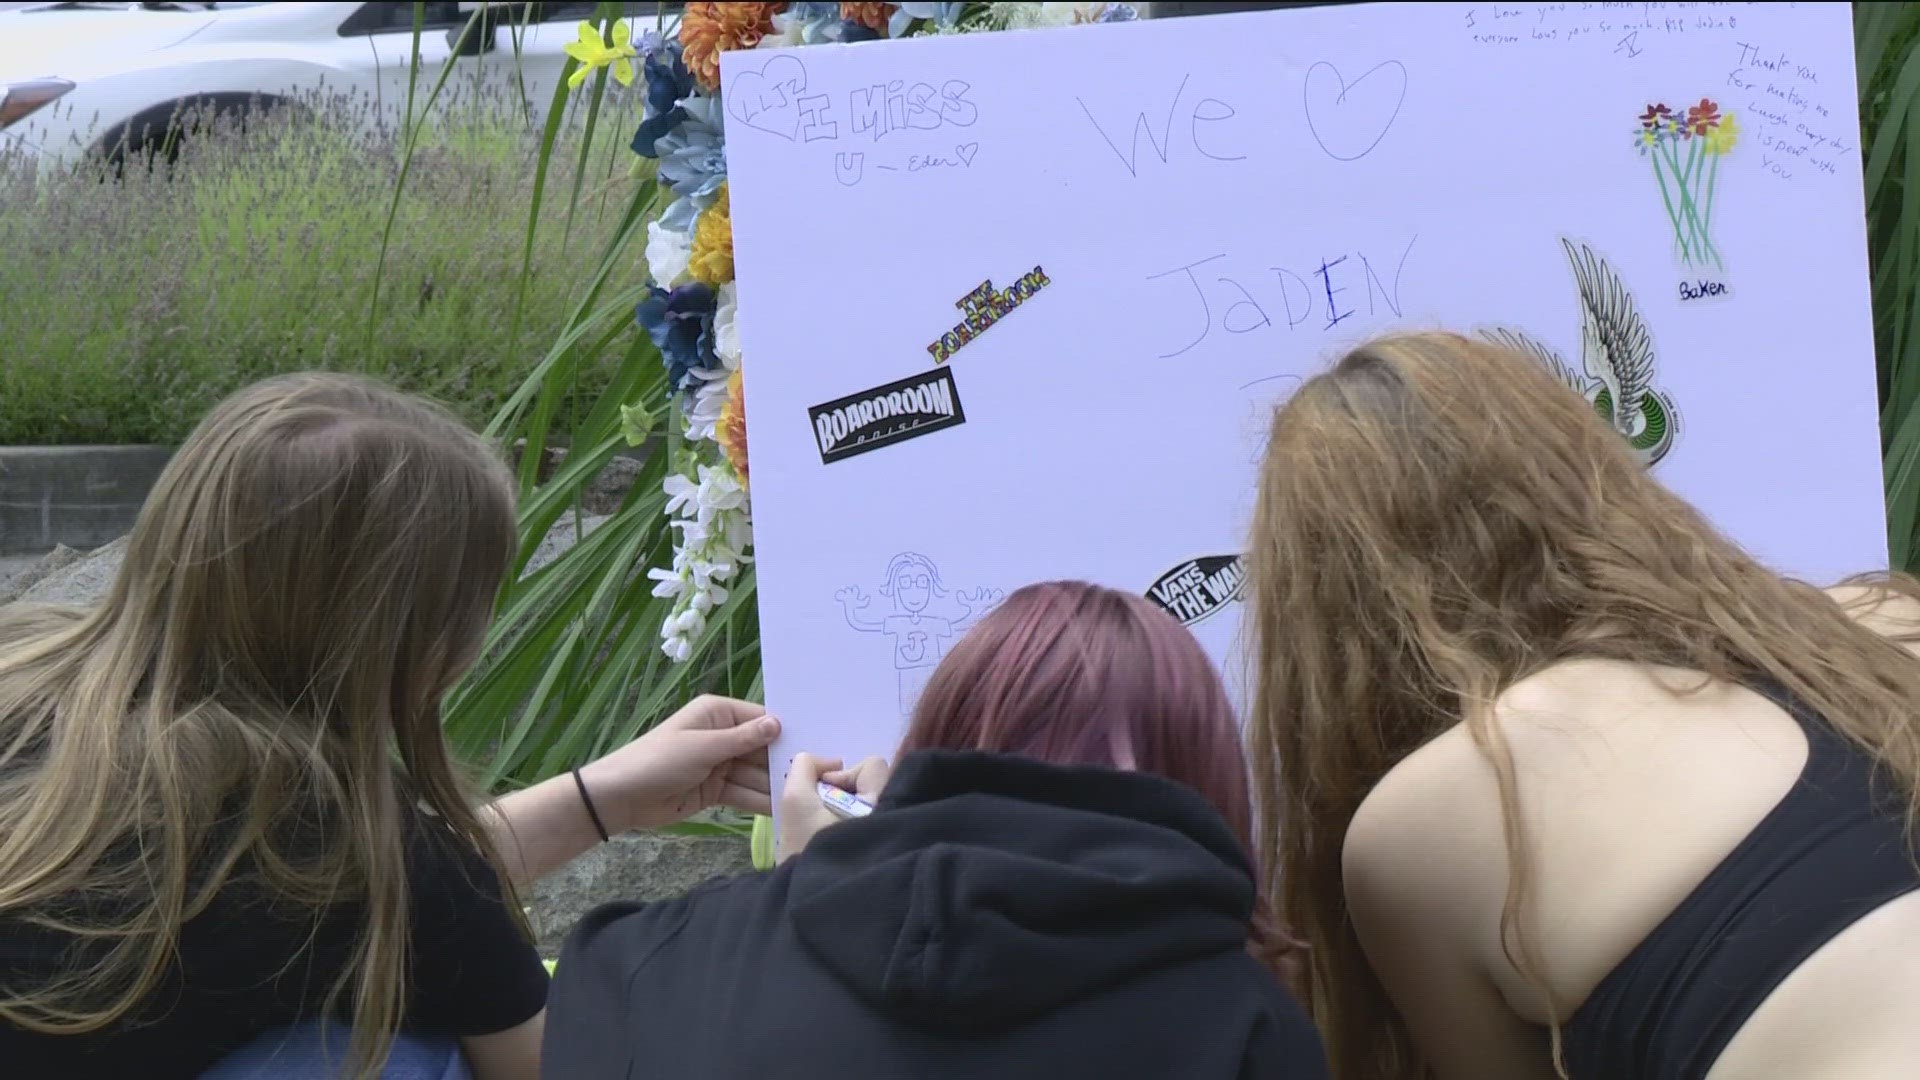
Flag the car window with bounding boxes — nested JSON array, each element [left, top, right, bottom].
[[528, 2, 683, 22], [340, 1, 467, 35]]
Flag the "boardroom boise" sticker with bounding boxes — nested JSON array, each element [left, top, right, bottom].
[[809, 366, 967, 465], [1145, 554, 1245, 627]]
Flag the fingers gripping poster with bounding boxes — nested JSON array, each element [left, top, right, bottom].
[[720, 2, 1883, 792]]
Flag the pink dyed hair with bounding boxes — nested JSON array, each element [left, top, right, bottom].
[[897, 579, 1306, 982]]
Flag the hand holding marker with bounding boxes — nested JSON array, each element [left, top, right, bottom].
[[818, 780, 873, 819], [776, 752, 891, 863]]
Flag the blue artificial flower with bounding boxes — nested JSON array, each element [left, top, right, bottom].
[[1096, 3, 1139, 21], [890, 3, 966, 35], [630, 40, 695, 159], [837, 19, 881, 43], [771, 2, 844, 45], [655, 95, 727, 201], [636, 282, 718, 393]]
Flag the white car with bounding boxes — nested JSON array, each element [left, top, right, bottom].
[[0, 1, 674, 167]]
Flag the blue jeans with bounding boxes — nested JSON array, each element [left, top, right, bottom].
[[200, 1020, 471, 1080]]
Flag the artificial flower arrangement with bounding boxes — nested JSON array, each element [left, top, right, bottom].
[[561, 2, 1137, 664]]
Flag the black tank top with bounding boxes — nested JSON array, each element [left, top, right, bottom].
[[1561, 682, 1920, 1080]]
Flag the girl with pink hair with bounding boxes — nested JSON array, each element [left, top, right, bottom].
[[546, 580, 1326, 1079]]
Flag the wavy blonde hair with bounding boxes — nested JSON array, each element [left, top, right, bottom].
[[0, 373, 519, 1079], [1246, 331, 1920, 1079]]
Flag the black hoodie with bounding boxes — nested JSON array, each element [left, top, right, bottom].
[[543, 751, 1328, 1080]]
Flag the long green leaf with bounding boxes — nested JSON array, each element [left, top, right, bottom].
[[367, 5, 490, 353]]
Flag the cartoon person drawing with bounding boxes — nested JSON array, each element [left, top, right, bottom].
[[835, 552, 1002, 717]]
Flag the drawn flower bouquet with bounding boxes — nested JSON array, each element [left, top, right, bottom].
[[1634, 98, 1740, 270]]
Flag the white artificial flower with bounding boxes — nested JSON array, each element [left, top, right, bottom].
[[673, 607, 708, 638], [650, 454, 754, 663], [758, 13, 805, 48], [721, 507, 753, 559], [644, 220, 693, 287], [693, 465, 746, 523], [647, 566, 684, 598], [997, 2, 1105, 28], [662, 471, 698, 517], [713, 282, 740, 366], [683, 374, 731, 442]]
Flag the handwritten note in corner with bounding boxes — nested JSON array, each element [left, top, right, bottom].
[[720, 1, 1884, 813]]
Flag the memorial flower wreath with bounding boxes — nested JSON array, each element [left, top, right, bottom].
[[563, 2, 1137, 664]]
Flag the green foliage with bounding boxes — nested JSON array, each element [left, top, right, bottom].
[[0, 77, 643, 445], [430, 4, 763, 791], [1860, 4, 1920, 569]]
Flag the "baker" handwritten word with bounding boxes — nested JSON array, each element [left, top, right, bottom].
[[1679, 279, 1729, 301]]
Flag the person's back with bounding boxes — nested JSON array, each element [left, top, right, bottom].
[[0, 374, 545, 1080], [544, 581, 1328, 1079], [552, 751, 1317, 1078], [0, 371, 790, 1080], [1350, 649, 1920, 1080], [1248, 331, 1920, 1080]]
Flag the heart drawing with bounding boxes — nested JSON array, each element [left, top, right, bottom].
[[955, 142, 979, 166], [725, 54, 810, 141], [1302, 60, 1408, 163]]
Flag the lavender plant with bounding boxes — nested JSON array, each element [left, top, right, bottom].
[[0, 79, 645, 445]]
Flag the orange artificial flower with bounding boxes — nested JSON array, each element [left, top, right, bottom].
[[680, 2, 786, 90], [841, 2, 892, 35], [719, 368, 750, 491]]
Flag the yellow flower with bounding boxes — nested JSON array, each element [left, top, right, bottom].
[[1704, 111, 1740, 156], [688, 183, 734, 286], [561, 20, 637, 90], [719, 368, 749, 491]]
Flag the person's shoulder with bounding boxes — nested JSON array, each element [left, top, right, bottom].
[[566, 869, 776, 963], [1827, 580, 1920, 654], [1343, 664, 1634, 915], [1160, 952, 1329, 1078]]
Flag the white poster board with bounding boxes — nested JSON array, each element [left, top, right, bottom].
[[721, 1, 1884, 789]]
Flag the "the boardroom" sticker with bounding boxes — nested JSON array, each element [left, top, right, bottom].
[[809, 366, 967, 465], [1144, 554, 1245, 627]]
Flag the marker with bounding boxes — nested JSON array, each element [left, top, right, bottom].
[[818, 780, 874, 820]]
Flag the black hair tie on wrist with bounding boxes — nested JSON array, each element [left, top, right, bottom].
[[572, 767, 612, 844]]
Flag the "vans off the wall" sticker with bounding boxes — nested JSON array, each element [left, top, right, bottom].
[[1145, 554, 1245, 627], [809, 366, 967, 465]]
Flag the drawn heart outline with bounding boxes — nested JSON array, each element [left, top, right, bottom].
[[955, 142, 979, 166], [1302, 60, 1408, 163], [725, 54, 809, 140]]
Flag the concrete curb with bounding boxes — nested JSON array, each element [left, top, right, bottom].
[[0, 446, 174, 557], [0, 443, 655, 559]]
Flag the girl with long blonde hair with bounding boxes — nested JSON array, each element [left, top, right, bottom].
[[1248, 331, 1920, 1080], [0, 374, 779, 1080]]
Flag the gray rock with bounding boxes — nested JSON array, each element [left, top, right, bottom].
[[523, 513, 610, 576], [0, 544, 86, 605], [511, 442, 653, 516], [584, 455, 647, 516], [18, 537, 129, 607], [528, 830, 755, 957], [7, 516, 612, 612]]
